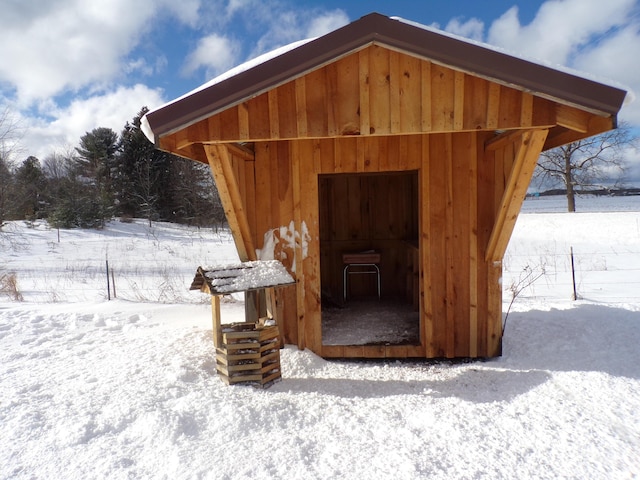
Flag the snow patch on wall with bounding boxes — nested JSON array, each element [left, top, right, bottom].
[[256, 221, 310, 272]]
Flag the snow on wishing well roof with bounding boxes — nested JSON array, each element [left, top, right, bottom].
[[190, 260, 295, 295]]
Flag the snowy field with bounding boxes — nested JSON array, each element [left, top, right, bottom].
[[1, 195, 639, 479]]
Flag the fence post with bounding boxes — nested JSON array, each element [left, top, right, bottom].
[[106, 259, 111, 301], [570, 246, 577, 301], [111, 268, 116, 299]]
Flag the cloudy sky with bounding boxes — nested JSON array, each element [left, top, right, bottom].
[[1, 0, 639, 179]]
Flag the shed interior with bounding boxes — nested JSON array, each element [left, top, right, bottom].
[[319, 170, 420, 346]]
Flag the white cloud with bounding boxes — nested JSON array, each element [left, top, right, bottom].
[[0, 0, 203, 107], [182, 34, 241, 78], [572, 25, 640, 124], [19, 85, 166, 160], [237, 4, 349, 58], [306, 10, 351, 38], [485, 0, 640, 141], [445, 17, 485, 41], [487, 0, 636, 65], [0, 0, 161, 106]]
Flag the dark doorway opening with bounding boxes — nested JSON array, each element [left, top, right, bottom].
[[318, 171, 420, 346]]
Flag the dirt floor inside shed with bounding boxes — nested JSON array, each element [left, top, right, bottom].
[[321, 300, 420, 346]]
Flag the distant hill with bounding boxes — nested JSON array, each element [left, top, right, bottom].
[[528, 188, 640, 197]]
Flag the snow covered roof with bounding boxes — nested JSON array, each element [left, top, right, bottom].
[[142, 12, 627, 144], [190, 261, 295, 295]]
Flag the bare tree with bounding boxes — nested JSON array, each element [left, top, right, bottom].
[[534, 124, 636, 212], [0, 106, 24, 227], [0, 105, 24, 162]]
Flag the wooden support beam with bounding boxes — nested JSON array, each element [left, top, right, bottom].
[[211, 295, 222, 348], [291, 141, 306, 350], [543, 115, 615, 151], [485, 129, 548, 262], [556, 104, 590, 133], [204, 144, 257, 261]]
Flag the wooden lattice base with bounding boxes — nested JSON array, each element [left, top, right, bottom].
[[215, 323, 281, 387]]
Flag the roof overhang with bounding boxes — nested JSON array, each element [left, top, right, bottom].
[[143, 12, 627, 145]]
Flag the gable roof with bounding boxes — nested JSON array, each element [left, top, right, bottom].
[[143, 12, 627, 145]]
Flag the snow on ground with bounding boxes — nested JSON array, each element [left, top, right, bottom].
[[1, 197, 639, 479]]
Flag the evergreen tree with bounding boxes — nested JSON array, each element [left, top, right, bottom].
[[75, 127, 119, 223], [117, 107, 174, 224], [14, 156, 46, 220], [0, 156, 16, 227]]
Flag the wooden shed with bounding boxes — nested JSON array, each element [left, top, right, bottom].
[[142, 13, 626, 359]]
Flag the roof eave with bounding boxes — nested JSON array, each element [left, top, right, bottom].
[[144, 12, 627, 143]]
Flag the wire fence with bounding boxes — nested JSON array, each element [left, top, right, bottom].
[[503, 246, 640, 305], [7, 247, 639, 306]]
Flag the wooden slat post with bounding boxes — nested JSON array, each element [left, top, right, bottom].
[[204, 144, 257, 261], [485, 129, 548, 261], [211, 295, 222, 348], [264, 287, 285, 348]]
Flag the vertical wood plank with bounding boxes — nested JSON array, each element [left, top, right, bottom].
[[291, 141, 306, 350], [498, 87, 522, 130], [220, 108, 239, 141], [243, 158, 257, 244], [336, 137, 358, 173], [268, 89, 280, 139], [234, 103, 249, 141], [399, 54, 422, 133], [520, 92, 534, 128], [431, 64, 455, 132], [464, 76, 488, 131], [248, 93, 270, 140], [420, 135, 433, 355], [326, 61, 339, 137], [211, 295, 222, 348], [428, 134, 448, 357], [486, 83, 500, 130], [208, 114, 222, 141], [277, 142, 293, 241], [468, 132, 479, 357], [369, 45, 390, 135], [453, 71, 465, 131], [335, 54, 361, 135], [452, 132, 472, 357], [487, 260, 503, 357], [295, 77, 308, 138], [389, 50, 401, 134], [254, 143, 273, 246], [475, 134, 494, 356], [305, 68, 328, 137], [277, 81, 297, 139], [443, 132, 455, 357], [299, 147, 322, 354], [359, 48, 371, 136], [421, 61, 432, 132]]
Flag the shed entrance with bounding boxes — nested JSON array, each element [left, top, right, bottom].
[[319, 171, 420, 346]]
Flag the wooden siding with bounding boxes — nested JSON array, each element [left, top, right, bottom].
[[163, 45, 564, 153], [158, 44, 616, 360], [215, 131, 533, 358]]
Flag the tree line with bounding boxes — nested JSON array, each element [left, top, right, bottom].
[[0, 107, 225, 229]]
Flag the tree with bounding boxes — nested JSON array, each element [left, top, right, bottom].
[[45, 150, 106, 229], [0, 106, 23, 227], [75, 127, 119, 224], [0, 106, 23, 163], [117, 107, 171, 224], [14, 156, 46, 220], [534, 125, 636, 212], [0, 156, 16, 227]]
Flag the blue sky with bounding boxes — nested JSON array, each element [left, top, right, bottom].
[[1, 0, 639, 180]]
